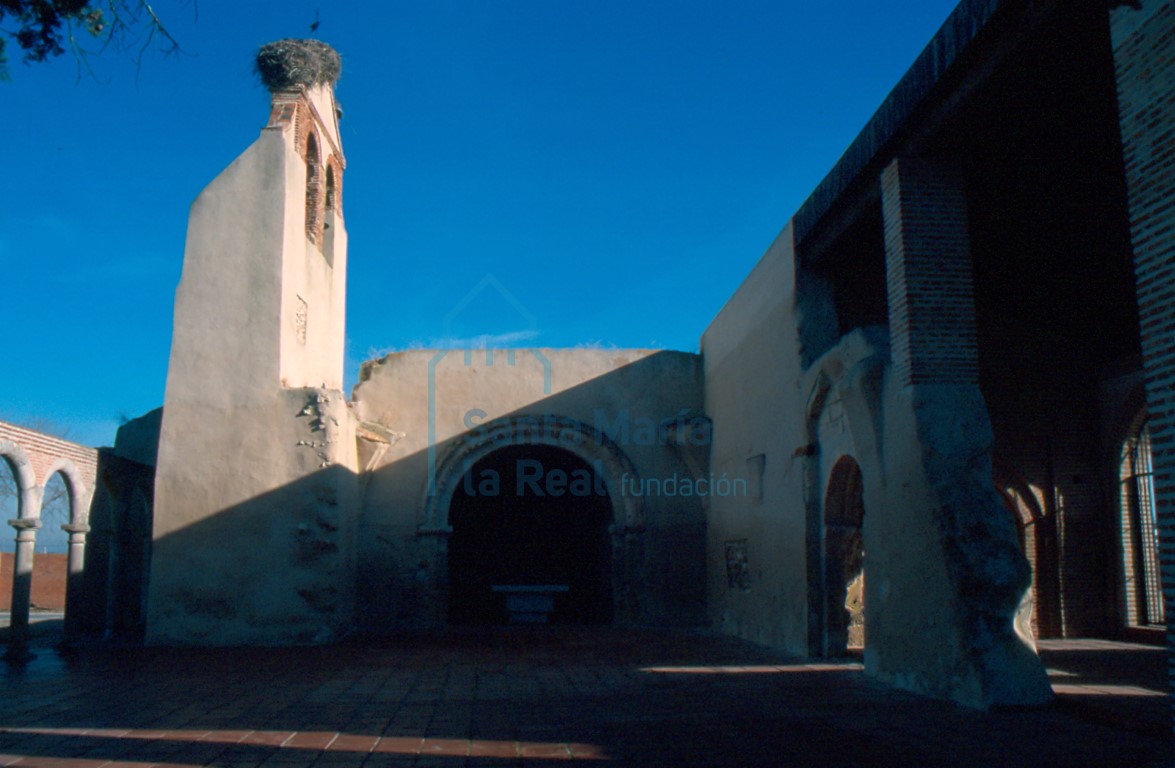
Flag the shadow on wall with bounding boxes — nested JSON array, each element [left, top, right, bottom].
[[141, 351, 709, 642], [79, 450, 155, 643], [354, 349, 709, 633], [145, 463, 358, 646]]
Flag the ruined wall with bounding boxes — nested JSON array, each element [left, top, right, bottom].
[[350, 348, 706, 630], [701, 203, 1050, 708]]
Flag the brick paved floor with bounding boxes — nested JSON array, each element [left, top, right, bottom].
[[1037, 638, 1169, 738], [0, 628, 1170, 767]]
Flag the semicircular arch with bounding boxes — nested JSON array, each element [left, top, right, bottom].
[[0, 438, 39, 520], [422, 414, 643, 534], [41, 457, 91, 526]]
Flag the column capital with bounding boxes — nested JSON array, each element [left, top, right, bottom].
[[8, 518, 41, 531], [61, 523, 91, 535]]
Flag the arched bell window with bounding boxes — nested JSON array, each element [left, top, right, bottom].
[[305, 134, 321, 243]]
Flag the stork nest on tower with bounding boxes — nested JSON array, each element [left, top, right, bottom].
[[255, 39, 341, 91]]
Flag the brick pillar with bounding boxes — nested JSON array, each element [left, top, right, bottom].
[[877, 157, 1051, 706], [881, 157, 979, 386], [1108, 0, 1175, 728]]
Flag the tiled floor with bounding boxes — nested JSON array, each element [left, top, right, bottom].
[[0, 628, 1169, 767]]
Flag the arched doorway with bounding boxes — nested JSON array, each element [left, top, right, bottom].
[[447, 443, 613, 625], [824, 456, 865, 656]]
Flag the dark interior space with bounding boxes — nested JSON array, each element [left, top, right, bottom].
[[929, 3, 1141, 637], [938, 5, 1140, 397], [447, 443, 613, 625], [824, 456, 866, 656], [824, 204, 890, 339]]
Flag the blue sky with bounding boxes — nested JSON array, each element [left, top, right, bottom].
[[1, 1, 960, 448]]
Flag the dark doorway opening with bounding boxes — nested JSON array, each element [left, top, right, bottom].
[[448, 443, 613, 625], [824, 456, 865, 656]]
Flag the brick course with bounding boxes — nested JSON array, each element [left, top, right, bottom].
[[0, 421, 98, 498], [0, 552, 67, 610], [881, 158, 980, 387]]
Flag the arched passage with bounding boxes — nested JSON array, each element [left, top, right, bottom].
[[824, 455, 865, 656], [993, 460, 1061, 639], [1120, 416, 1163, 628], [447, 443, 614, 625]]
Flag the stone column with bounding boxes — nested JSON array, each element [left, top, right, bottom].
[[1108, 0, 1175, 725], [879, 157, 1051, 707], [60, 523, 90, 647], [5, 518, 41, 662]]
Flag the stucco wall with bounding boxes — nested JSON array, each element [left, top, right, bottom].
[[150, 93, 358, 646], [350, 348, 707, 629], [701, 224, 811, 655]]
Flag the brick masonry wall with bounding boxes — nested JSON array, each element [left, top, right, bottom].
[[268, 92, 330, 247], [0, 421, 98, 497], [0, 553, 68, 611], [1108, 0, 1175, 723], [881, 158, 980, 386]]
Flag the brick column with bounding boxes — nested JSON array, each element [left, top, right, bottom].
[[5, 518, 40, 662], [877, 157, 1051, 706], [1108, 0, 1175, 727], [881, 157, 979, 386]]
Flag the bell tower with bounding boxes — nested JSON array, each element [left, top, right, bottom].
[[149, 40, 357, 646], [257, 40, 349, 390]]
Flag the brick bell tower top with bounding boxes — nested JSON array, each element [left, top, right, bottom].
[[256, 39, 345, 234]]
